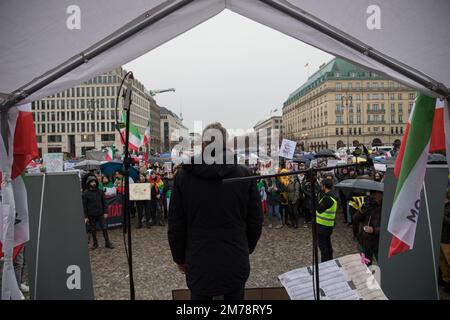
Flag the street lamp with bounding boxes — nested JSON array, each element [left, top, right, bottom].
[[341, 94, 353, 154], [87, 98, 100, 150], [301, 133, 309, 152]]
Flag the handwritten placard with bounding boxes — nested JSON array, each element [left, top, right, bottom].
[[129, 183, 151, 201]]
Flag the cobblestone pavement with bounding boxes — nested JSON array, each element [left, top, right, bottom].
[[90, 213, 359, 300]]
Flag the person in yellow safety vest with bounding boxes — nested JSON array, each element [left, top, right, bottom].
[[316, 179, 338, 262], [349, 196, 366, 212], [279, 168, 290, 226], [349, 195, 367, 237]]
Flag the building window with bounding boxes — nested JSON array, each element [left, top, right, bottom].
[[335, 83, 342, 90], [47, 135, 62, 143], [409, 93, 415, 100], [81, 134, 95, 142], [398, 93, 403, 100], [101, 134, 115, 141], [408, 103, 413, 114]]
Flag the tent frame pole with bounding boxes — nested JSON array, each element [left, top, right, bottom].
[[0, 0, 195, 112], [258, 0, 449, 98], [0, 110, 8, 154]]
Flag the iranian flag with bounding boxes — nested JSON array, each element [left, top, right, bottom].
[[388, 94, 449, 257], [119, 112, 143, 152], [104, 147, 114, 161], [0, 103, 38, 299], [143, 120, 151, 146]]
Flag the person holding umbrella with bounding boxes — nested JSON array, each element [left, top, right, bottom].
[[353, 189, 383, 265], [316, 179, 338, 262]]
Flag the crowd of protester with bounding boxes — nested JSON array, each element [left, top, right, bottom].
[[255, 156, 385, 266], [80, 160, 181, 250]]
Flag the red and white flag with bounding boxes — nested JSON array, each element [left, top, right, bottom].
[[388, 95, 449, 257], [143, 120, 150, 146], [0, 103, 38, 299]]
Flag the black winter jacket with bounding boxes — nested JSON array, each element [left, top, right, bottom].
[[82, 188, 107, 218], [168, 154, 263, 296]]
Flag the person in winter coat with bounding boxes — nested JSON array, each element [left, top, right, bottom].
[[353, 190, 383, 265], [279, 168, 290, 226], [256, 179, 268, 215], [168, 122, 263, 300], [163, 173, 175, 218], [148, 171, 164, 226], [82, 176, 114, 249], [286, 175, 301, 228], [266, 178, 283, 229], [439, 190, 450, 291]]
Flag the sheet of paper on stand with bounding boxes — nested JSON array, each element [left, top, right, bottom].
[[279, 254, 387, 300], [338, 254, 387, 300]]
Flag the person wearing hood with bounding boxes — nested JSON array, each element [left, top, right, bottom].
[[168, 122, 263, 300], [82, 176, 114, 249], [148, 171, 164, 226]]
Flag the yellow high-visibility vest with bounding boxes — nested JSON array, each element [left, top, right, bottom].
[[316, 195, 337, 227], [349, 196, 366, 211]]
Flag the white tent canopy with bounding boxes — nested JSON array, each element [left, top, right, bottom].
[[1, 0, 449, 109]]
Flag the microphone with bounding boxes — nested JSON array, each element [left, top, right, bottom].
[[122, 72, 134, 111]]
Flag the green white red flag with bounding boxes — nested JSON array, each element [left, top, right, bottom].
[[118, 112, 143, 152], [0, 103, 38, 299], [104, 146, 114, 161], [143, 119, 151, 146], [388, 94, 450, 257]]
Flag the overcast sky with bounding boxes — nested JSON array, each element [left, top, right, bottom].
[[124, 10, 333, 132]]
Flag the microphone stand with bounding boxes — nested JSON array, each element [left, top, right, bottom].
[[122, 73, 135, 300]]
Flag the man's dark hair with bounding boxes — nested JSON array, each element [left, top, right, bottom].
[[202, 122, 228, 150], [322, 179, 333, 190]]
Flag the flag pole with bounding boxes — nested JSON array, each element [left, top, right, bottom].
[[422, 182, 440, 298], [1, 109, 8, 153], [121, 72, 136, 300]]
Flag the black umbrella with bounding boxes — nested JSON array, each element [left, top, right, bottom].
[[335, 178, 384, 192], [73, 160, 101, 171], [314, 149, 338, 159], [428, 153, 447, 164]]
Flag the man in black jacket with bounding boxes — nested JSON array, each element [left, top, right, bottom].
[[168, 122, 263, 300], [82, 176, 114, 249]]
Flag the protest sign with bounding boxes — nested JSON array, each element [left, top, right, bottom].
[[279, 139, 297, 159], [129, 183, 151, 201], [43, 153, 63, 173], [105, 195, 123, 228], [163, 162, 173, 174]]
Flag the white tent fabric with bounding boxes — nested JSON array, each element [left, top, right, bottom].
[[0, 0, 449, 106]]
